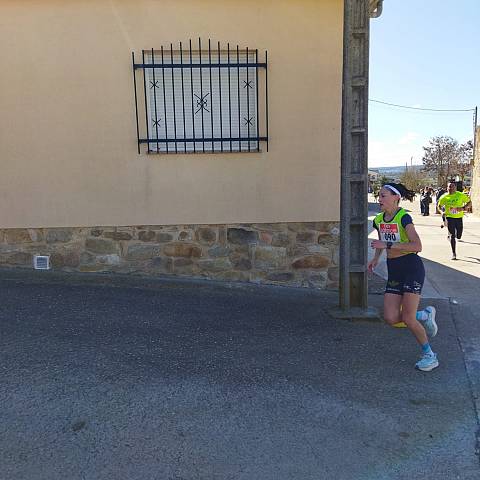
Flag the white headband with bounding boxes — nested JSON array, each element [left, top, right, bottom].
[[384, 185, 401, 196]]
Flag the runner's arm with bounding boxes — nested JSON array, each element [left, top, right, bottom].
[[368, 227, 383, 271], [462, 194, 472, 210], [392, 223, 422, 252], [371, 223, 422, 253], [436, 196, 445, 214]]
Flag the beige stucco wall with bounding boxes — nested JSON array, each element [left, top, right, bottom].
[[0, 0, 343, 229]]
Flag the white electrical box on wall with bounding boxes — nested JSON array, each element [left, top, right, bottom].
[[33, 255, 50, 270]]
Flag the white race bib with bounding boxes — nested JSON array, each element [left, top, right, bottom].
[[450, 208, 458, 215], [379, 223, 400, 243]]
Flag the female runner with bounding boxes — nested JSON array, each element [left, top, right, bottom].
[[368, 183, 438, 371]]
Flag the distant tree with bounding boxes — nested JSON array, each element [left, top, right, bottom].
[[399, 167, 427, 192], [372, 175, 390, 199], [422, 136, 461, 187], [455, 140, 474, 182]]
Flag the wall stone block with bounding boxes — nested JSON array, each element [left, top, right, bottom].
[[126, 244, 161, 261], [163, 243, 202, 258], [296, 231, 317, 243], [214, 271, 251, 282], [50, 251, 80, 268], [5, 229, 33, 244], [196, 228, 217, 245], [148, 256, 173, 273], [306, 244, 331, 256], [328, 267, 339, 282], [218, 227, 227, 245], [178, 230, 194, 241], [97, 254, 122, 266], [288, 245, 309, 257], [29, 229, 44, 242], [259, 232, 273, 245], [198, 258, 232, 272], [156, 233, 174, 243], [227, 228, 258, 245], [0, 251, 32, 265], [254, 246, 287, 269], [46, 229, 73, 243], [292, 255, 330, 269], [271, 233, 290, 247], [138, 231, 156, 242], [103, 231, 133, 241], [208, 246, 231, 257], [230, 254, 252, 271], [307, 272, 328, 288], [266, 272, 294, 282], [79, 264, 111, 272], [317, 232, 335, 243], [85, 238, 119, 255], [172, 258, 200, 275], [231, 244, 250, 255], [173, 258, 194, 268], [252, 223, 285, 231], [80, 251, 96, 265]]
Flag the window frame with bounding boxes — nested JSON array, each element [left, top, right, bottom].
[[132, 39, 269, 155]]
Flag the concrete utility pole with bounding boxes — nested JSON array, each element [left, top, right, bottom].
[[333, 0, 383, 320]]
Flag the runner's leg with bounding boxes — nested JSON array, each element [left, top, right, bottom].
[[383, 293, 402, 326], [447, 218, 456, 256], [456, 218, 463, 239], [401, 292, 428, 345]]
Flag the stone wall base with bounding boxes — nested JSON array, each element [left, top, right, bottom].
[[0, 222, 340, 289]]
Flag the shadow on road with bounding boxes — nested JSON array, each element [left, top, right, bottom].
[[421, 256, 480, 303]]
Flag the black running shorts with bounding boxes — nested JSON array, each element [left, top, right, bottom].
[[385, 254, 425, 296], [446, 217, 463, 239]]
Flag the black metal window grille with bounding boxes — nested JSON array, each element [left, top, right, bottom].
[[132, 39, 268, 154]]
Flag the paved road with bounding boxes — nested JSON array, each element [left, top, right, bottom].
[[0, 271, 479, 479]]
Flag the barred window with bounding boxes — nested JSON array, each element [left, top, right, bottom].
[[132, 40, 268, 154]]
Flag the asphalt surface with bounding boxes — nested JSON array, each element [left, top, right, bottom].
[[1, 271, 479, 480]]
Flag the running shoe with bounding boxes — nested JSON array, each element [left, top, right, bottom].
[[451, 254, 457, 260], [415, 353, 439, 372], [423, 306, 438, 337]]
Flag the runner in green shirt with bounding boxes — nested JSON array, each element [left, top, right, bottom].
[[437, 182, 472, 260]]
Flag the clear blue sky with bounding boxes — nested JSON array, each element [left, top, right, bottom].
[[369, 0, 479, 168]]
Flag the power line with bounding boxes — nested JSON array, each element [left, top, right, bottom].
[[369, 99, 475, 112]]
